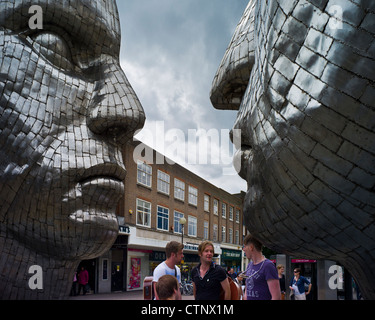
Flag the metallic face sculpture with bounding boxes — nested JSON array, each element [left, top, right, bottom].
[[211, 0, 375, 299], [0, 0, 145, 299]]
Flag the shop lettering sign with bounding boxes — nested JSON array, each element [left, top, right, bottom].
[[184, 244, 199, 251], [119, 225, 130, 234], [151, 251, 166, 261], [291, 259, 317, 263], [222, 249, 241, 260]]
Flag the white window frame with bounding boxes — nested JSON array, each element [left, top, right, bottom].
[[174, 211, 184, 234], [203, 221, 209, 240], [222, 203, 226, 219], [136, 198, 151, 227], [174, 178, 185, 201], [236, 208, 240, 223], [213, 199, 218, 215], [213, 224, 218, 242], [235, 230, 239, 245], [229, 206, 234, 221], [157, 170, 170, 195], [157, 205, 169, 231], [188, 185, 198, 206], [221, 226, 226, 242], [188, 215, 197, 237], [204, 194, 210, 212], [137, 161, 152, 187]]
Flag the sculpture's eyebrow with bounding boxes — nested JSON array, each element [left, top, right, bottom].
[[1, 0, 121, 54]]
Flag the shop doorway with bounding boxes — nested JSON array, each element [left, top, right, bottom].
[[291, 261, 317, 300], [77, 259, 96, 294], [111, 261, 123, 292]]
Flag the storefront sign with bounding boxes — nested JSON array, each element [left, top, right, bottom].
[[151, 251, 166, 261], [184, 244, 199, 252], [119, 225, 130, 234], [222, 249, 241, 261], [292, 259, 317, 263]]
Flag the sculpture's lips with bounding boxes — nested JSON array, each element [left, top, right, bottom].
[[80, 176, 125, 190], [76, 163, 126, 206], [78, 163, 127, 183]]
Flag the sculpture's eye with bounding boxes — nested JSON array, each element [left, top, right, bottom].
[[30, 32, 74, 71]]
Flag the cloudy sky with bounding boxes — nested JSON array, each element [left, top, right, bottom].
[[117, 0, 248, 194]]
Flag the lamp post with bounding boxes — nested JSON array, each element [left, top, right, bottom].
[[179, 217, 186, 245]]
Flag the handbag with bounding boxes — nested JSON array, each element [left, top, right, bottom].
[[289, 290, 295, 300]]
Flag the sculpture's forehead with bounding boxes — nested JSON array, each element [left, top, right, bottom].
[[0, 0, 120, 50]]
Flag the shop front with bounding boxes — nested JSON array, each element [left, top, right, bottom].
[[291, 259, 317, 300], [221, 248, 242, 274], [149, 245, 201, 281], [79, 225, 130, 294]]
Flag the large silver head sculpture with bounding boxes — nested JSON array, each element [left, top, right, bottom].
[[0, 0, 145, 299], [211, 0, 375, 299]]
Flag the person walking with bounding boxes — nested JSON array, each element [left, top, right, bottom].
[[77, 267, 89, 295], [277, 264, 286, 300], [153, 241, 184, 299], [289, 268, 312, 300], [70, 271, 77, 296], [191, 241, 230, 300], [242, 234, 281, 300]]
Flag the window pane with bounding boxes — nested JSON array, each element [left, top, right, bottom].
[[157, 206, 169, 231]]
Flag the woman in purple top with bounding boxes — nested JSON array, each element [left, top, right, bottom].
[[242, 235, 281, 300]]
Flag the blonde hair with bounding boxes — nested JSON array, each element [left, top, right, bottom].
[[198, 241, 214, 255]]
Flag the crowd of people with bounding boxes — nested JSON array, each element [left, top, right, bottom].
[[152, 235, 312, 300]]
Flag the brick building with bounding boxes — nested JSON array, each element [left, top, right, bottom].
[[92, 140, 245, 293]]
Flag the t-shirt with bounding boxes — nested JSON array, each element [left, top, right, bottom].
[[191, 263, 227, 300], [245, 259, 279, 300], [153, 261, 181, 283]]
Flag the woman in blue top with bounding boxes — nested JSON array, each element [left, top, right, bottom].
[[289, 268, 312, 300]]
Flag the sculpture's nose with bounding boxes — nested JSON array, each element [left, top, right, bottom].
[[87, 61, 145, 146], [210, 0, 255, 111]]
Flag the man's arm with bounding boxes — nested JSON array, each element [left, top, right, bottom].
[[267, 279, 281, 300], [220, 278, 231, 300]]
